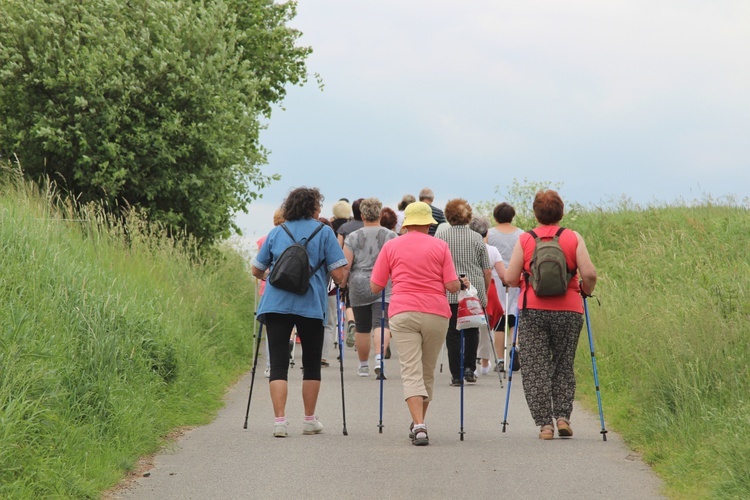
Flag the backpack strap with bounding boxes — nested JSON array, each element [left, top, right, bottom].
[[303, 222, 327, 277], [301, 222, 325, 247], [280, 223, 297, 243]]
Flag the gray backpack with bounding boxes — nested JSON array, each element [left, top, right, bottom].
[[526, 227, 575, 297]]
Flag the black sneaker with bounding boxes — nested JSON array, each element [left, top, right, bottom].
[[412, 426, 429, 446], [374, 365, 387, 380], [450, 378, 462, 387], [464, 369, 477, 383]]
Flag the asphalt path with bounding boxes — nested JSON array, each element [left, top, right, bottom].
[[115, 338, 664, 500]]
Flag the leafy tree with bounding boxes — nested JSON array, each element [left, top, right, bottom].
[[0, 0, 310, 245], [475, 178, 565, 230]]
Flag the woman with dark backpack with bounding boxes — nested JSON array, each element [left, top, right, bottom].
[[251, 187, 348, 438], [505, 190, 597, 440]]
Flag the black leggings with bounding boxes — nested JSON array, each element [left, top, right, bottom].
[[446, 303, 479, 378], [264, 313, 324, 382]]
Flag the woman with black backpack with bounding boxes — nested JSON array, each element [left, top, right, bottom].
[[251, 187, 348, 438], [505, 190, 597, 440]]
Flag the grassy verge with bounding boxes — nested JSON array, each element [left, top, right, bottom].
[[570, 203, 750, 498], [0, 173, 255, 498]]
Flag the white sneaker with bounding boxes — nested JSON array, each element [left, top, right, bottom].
[[480, 365, 491, 375], [358, 365, 370, 377], [263, 367, 270, 378], [273, 421, 288, 437], [302, 417, 323, 435]]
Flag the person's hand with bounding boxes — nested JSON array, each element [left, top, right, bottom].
[[459, 275, 469, 290], [579, 280, 590, 298]]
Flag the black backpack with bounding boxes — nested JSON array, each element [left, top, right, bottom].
[[267, 223, 325, 295], [525, 227, 575, 297]]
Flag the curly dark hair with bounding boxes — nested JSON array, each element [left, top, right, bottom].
[[444, 198, 472, 226], [380, 207, 397, 230], [282, 187, 324, 221]]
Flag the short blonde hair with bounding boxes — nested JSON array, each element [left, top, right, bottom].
[[332, 200, 352, 220], [359, 197, 383, 222]]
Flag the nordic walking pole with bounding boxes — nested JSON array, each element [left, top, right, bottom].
[[501, 304, 521, 432], [484, 312, 503, 388], [583, 296, 608, 441], [336, 287, 349, 435], [439, 343, 445, 373], [243, 321, 264, 429], [459, 327, 466, 441], [378, 290, 385, 434], [503, 286, 510, 380]]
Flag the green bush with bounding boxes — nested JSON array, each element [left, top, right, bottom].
[[0, 0, 308, 245]]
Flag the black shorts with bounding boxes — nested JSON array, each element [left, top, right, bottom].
[[495, 314, 516, 330], [352, 303, 390, 332]]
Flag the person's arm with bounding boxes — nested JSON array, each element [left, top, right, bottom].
[[340, 245, 354, 288], [337, 233, 345, 248], [575, 232, 597, 296], [251, 265, 265, 281], [505, 240, 524, 287], [445, 278, 461, 294], [483, 268, 492, 294], [331, 265, 348, 287], [494, 260, 506, 283]]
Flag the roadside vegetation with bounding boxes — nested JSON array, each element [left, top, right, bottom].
[[567, 199, 750, 498], [0, 171, 255, 498]]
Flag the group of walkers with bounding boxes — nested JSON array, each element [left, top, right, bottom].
[[250, 186, 597, 444]]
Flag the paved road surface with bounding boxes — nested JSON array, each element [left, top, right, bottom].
[[115, 340, 664, 499]]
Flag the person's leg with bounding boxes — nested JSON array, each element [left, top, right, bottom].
[[321, 294, 337, 363], [372, 302, 391, 358], [353, 305, 372, 369], [389, 312, 427, 422], [477, 324, 492, 371], [519, 310, 554, 428], [550, 312, 584, 421], [462, 327, 480, 375], [420, 313, 449, 408], [296, 315, 324, 418], [445, 303, 462, 381], [265, 314, 295, 418]]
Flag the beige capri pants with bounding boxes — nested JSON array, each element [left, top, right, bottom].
[[389, 311, 449, 402]]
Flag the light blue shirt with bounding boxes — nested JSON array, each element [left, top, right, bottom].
[[252, 218, 347, 323]]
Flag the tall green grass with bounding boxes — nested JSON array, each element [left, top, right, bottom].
[[570, 203, 750, 498], [0, 172, 255, 498]]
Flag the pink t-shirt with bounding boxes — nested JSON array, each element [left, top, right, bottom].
[[371, 231, 458, 319]]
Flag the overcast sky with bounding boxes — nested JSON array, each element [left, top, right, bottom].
[[234, 0, 750, 244]]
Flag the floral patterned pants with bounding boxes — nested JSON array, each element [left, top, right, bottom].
[[519, 309, 584, 427]]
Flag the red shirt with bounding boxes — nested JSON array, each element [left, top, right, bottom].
[[519, 226, 583, 313]]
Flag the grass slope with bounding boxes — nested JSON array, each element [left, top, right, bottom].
[[0, 178, 255, 498], [570, 204, 750, 498]]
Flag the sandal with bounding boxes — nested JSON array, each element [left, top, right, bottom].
[[539, 424, 554, 440], [412, 425, 429, 446], [557, 418, 573, 437]]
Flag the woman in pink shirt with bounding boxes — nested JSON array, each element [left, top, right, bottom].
[[371, 202, 464, 446]]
